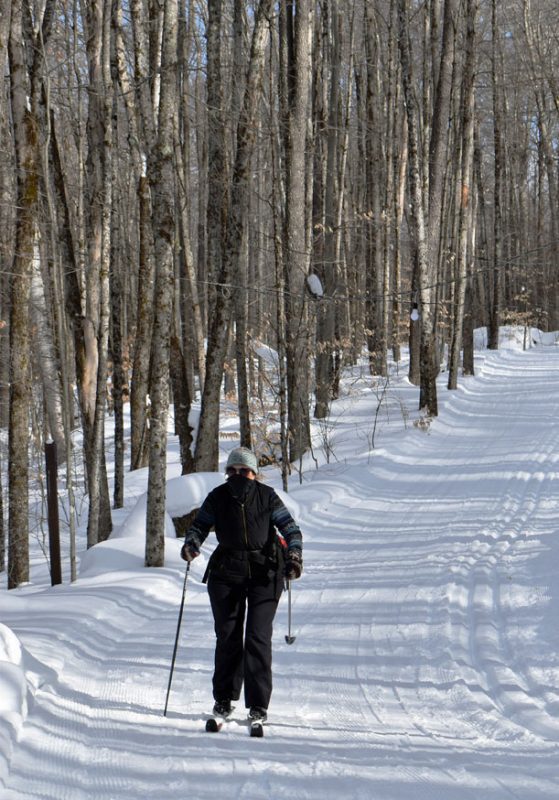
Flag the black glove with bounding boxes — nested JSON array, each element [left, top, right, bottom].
[[285, 549, 302, 580], [180, 541, 200, 562]]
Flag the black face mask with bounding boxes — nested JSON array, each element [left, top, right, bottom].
[[227, 473, 251, 498]]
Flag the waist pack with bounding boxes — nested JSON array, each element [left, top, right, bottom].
[[203, 528, 286, 585]]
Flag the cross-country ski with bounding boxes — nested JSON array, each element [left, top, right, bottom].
[[2, 330, 559, 799]]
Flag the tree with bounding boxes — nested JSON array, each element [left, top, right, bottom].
[[7, 0, 56, 587], [487, 0, 503, 350], [145, 0, 180, 568], [314, 2, 354, 418], [195, 0, 277, 471], [398, 0, 438, 416], [83, 0, 114, 548], [448, 0, 479, 388], [280, 0, 313, 460], [3, 0, 559, 583], [130, 176, 155, 471]]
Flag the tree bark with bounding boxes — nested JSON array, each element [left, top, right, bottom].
[[448, 0, 478, 389], [195, 0, 276, 470], [363, 4, 384, 377], [488, 0, 503, 350], [7, 0, 57, 585], [398, 0, 438, 415], [7, 0, 35, 588], [315, 2, 349, 418], [84, 0, 113, 547], [170, 335, 195, 474], [145, 0, 179, 568], [0, 0, 12, 432], [281, 0, 313, 461], [31, 240, 66, 458], [130, 176, 154, 471]]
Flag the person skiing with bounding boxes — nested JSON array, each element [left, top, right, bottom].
[[180, 446, 303, 727]]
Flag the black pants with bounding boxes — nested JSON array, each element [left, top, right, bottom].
[[207, 573, 282, 710]]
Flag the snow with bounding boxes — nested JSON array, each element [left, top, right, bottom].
[[2, 328, 559, 798], [306, 273, 324, 298]]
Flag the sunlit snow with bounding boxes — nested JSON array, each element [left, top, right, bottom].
[[1, 327, 559, 799]]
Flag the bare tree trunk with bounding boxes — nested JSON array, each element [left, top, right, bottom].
[[230, 12, 252, 449], [448, 0, 478, 389], [145, 0, 179, 568], [393, 76, 407, 363], [205, 0, 227, 313], [235, 238, 252, 449], [170, 335, 195, 474], [428, 0, 456, 264], [31, 242, 66, 458], [381, 1, 398, 371], [488, 0, 503, 350], [0, 0, 13, 432], [7, 0, 35, 588], [314, 3, 339, 418], [398, 0, 438, 415], [174, 4, 206, 394], [462, 274, 475, 375], [193, 0, 227, 470], [110, 201, 125, 509], [130, 176, 154, 470], [84, 0, 113, 547], [270, 60, 290, 490], [7, 0, 56, 586], [46, 115, 79, 581], [315, 2, 353, 417], [275, 219, 290, 491], [363, 5, 384, 377], [195, 0, 276, 470], [129, 0, 160, 476], [282, 0, 313, 461]]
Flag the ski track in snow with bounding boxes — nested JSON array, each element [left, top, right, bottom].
[[2, 346, 559, 798]]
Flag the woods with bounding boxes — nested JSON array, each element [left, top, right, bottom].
[[1, 0, 558, 585]]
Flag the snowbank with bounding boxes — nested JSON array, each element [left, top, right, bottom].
[[79, 473, 223, 577], [474, 325, 559, 350], [79, 471, 300, 579], [0, 624, 28, 788], [4, 336, 559, 797]]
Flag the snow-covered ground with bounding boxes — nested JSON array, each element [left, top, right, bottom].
[[1, 328, 559, 799]]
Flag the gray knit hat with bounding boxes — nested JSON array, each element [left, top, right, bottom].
[[226, 446, 258, 474]]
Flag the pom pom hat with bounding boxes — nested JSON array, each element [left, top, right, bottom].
[[226, 446, 258, 474]]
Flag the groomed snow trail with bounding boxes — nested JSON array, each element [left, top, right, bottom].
[[3, 346, 559, 799]]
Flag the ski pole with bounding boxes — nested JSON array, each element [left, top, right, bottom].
[[163, 561, 190, 716], [285, 579, 296, 644]]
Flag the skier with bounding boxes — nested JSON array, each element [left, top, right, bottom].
[[181, 446, 303, 728]]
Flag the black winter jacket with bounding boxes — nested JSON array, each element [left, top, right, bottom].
[[184, 476, 302, 582]]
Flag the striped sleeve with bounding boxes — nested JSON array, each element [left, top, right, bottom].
[[270, 491, 303, 552]]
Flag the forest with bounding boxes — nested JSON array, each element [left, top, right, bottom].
[[0, 0, 557, 587]]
